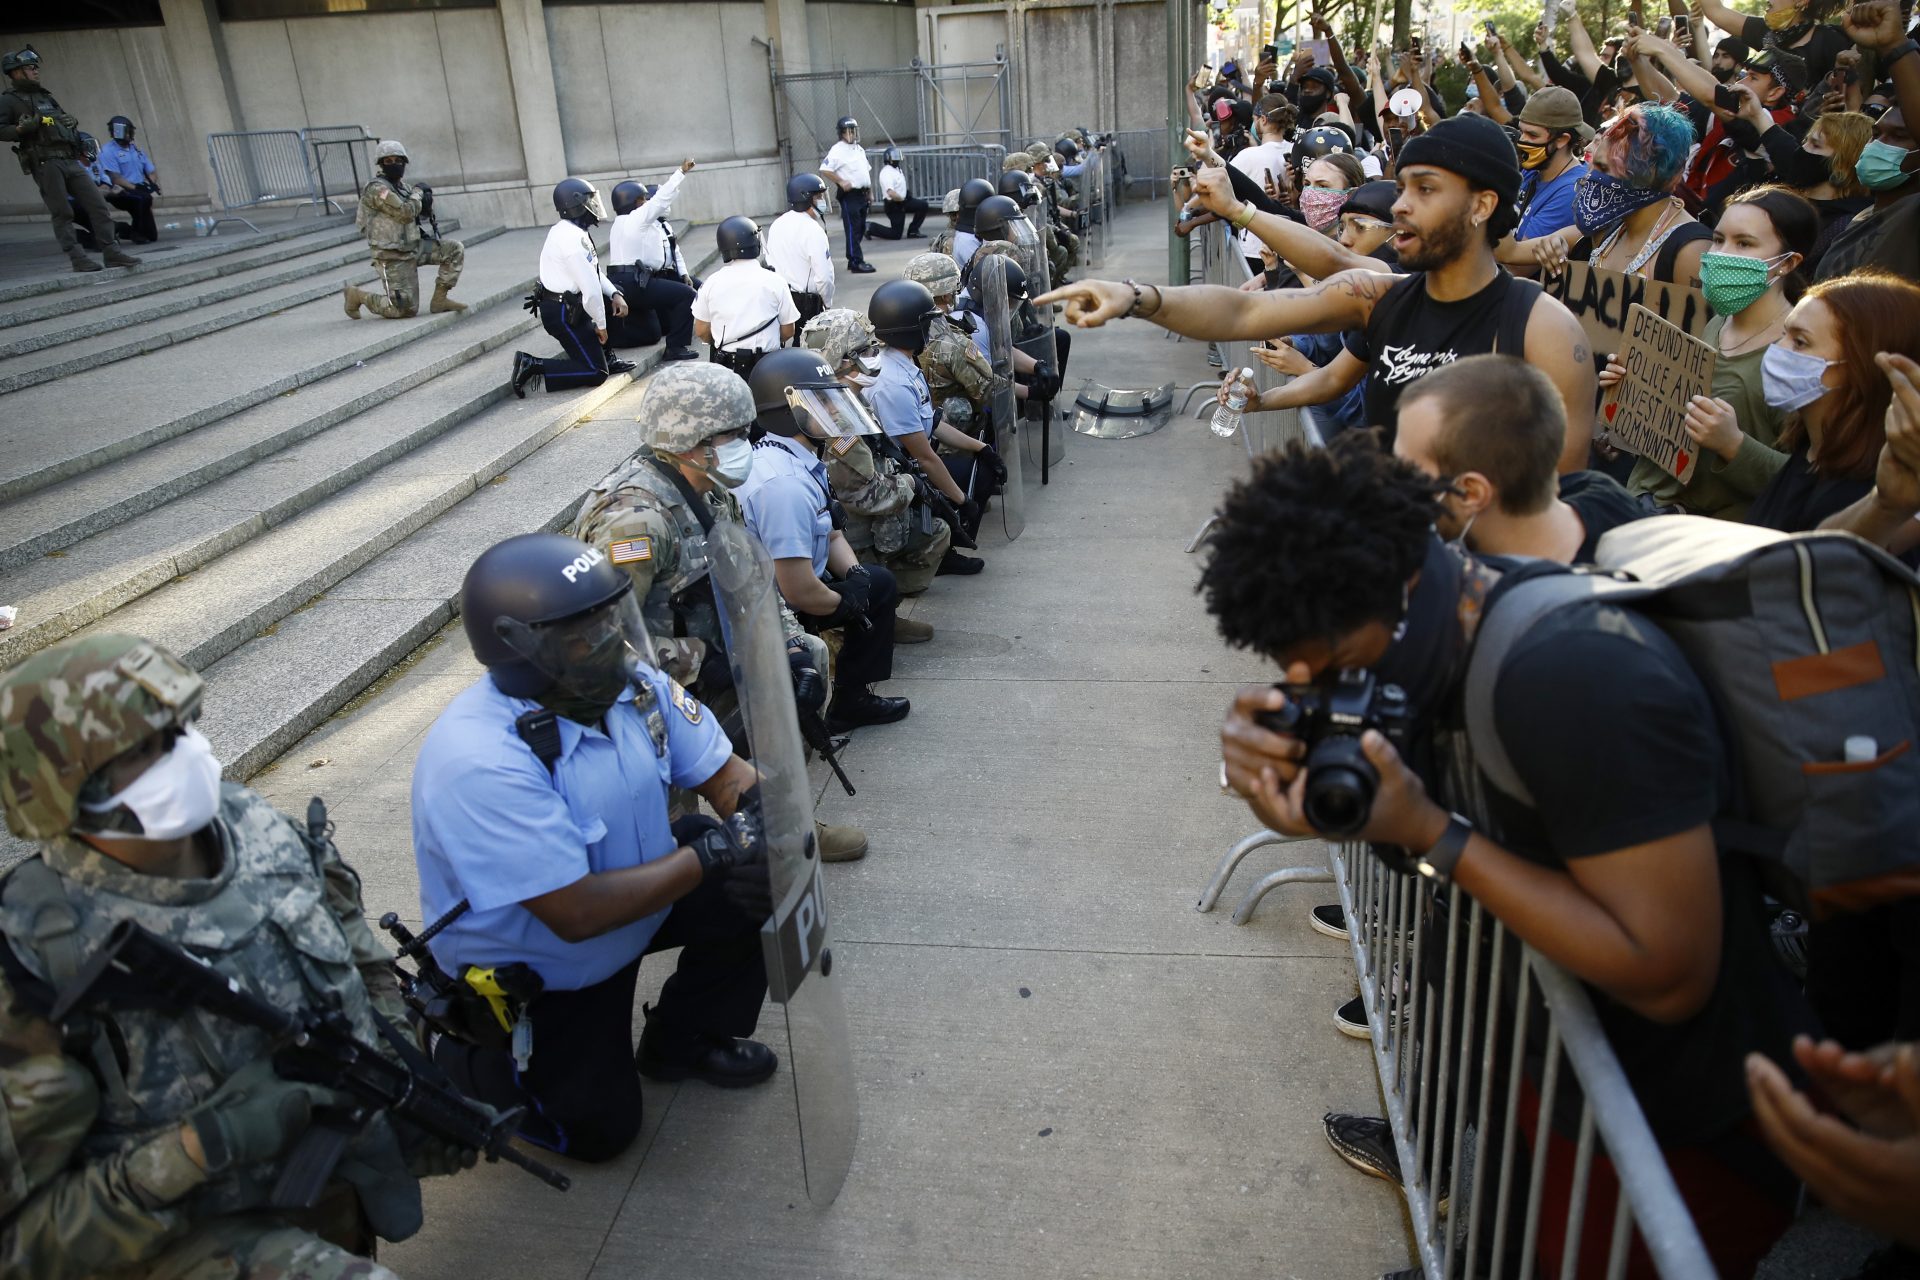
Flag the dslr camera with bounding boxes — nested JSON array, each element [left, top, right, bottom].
[[1256, 670, 1411, 836]]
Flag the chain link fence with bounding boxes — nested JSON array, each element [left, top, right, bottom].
[[776, 60, 1010, 173]]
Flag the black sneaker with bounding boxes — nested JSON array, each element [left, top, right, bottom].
[[1334, 995, 1370, 1040], [1310, 903, 1349, 940], [510, 351, 542, 399], [936, 550, 984, 576], [1324, 1113, 1449, 1215]]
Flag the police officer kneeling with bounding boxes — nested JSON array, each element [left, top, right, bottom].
[[413, 535, 775, 1163], [693, 216, 797, 381], [0, 635, 467, 1277]]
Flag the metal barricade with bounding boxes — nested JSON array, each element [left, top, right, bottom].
[[205, 129, 320, 233], [305, 124, 376, 213], [1178, 222, 1307, 463], [1110, 128, 1171, 201], [777, 59, 1012, 174], [1333, 841, 1717, 1279], [864, 143, 1005, 206]]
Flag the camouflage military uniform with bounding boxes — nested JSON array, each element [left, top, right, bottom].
[[928, 187, 961, 259], [352, 141, 463, 320], [0, 636, 428, 1280], [800, 309, 951, 595]]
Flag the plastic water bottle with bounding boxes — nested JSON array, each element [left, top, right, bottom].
[[162, 221, 179, 231], [1211, 368, 1253, 438]]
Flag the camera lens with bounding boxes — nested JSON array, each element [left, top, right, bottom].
[[1302, 738, 1379, 836]]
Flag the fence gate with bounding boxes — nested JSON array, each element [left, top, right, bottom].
[[774, 58, 1012, 172]]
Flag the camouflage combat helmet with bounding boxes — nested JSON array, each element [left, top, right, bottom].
[[800, 308, 880, 370], [375, 138, 409, 163], [1026, 141, 1052, 160], [942, 187, 962, 215], [0, 634, 203, 840], [1001, 152, 1033, 174], [639, 361, 756, 454], [905, 252, 962, 299]]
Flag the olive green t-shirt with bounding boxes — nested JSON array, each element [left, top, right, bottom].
[[1627, 313, 1787, 520]]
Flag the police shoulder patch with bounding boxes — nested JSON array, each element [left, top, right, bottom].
[[609, 536, 653, 564], [668, 680, 703, 724]]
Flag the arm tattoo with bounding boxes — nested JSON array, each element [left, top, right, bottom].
[[1572, 342, 1590, 365]]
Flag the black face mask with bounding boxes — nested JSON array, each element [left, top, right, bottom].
[[1368, 536, 1471, 727], [1776, 143, 1832, 188], [1299, 90, 1327, 117], [380, 162, 406, 184]]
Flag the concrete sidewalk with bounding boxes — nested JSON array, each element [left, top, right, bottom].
[[249, 199, 1413, 1279]]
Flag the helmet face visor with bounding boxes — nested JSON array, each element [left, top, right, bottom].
[[785, 385, 881, 440], [583, 188, 608, 222], [495, 588, 656, 696]]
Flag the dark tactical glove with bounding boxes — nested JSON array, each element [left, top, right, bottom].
[[395, 1115, 483, 1179], [187, 1059, 347, 1174], [828, 566, 872, 625], [1032, 360, 1059, 399], [956, 497, 983, 539], [417, 183, 433, 215], [676, 805, 772, 918], [788, 646, 827, 712], [976, 443, 1008, 487]]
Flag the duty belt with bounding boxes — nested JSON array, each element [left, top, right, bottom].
[[535, 285, 584, 306]]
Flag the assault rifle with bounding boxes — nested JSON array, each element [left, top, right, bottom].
[[52, 920, 570, 1203], [415, 183, 441, 242]]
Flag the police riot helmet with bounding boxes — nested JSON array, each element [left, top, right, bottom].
[[787, 171, 828, 211], [2, 47, 39, 78], [883, 145, 903, 165], [640, 362, 757, 455], [972, 194, 1021, 243], [716, 215, 762, 262], [76, 132, 99, 165], [462, 532, 641, 699], [998, 170, 1037, 208], [836, 116, 860, 141], [966, 243, 1028, 301], [904, 251, 962, 299], [749, 347, 876, 440], [1054, 136, 1081, 162], [0, 634, 206, 840], [611, 180, 647, 217], [107, 115, 135, 144], [1295, 126, 1354, 159], [553, 177, 606, 226], [955, 178, 996, 232], [870, 279, 938, 351]]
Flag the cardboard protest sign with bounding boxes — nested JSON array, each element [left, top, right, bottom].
[[1600, 303, 1716, 483], [1542, 262, 1712, 356]]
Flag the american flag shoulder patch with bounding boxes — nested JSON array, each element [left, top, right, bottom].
[[609, 537, 653, 564]]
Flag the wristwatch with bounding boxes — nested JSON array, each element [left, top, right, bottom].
[[1415, 813, 1473, 882]]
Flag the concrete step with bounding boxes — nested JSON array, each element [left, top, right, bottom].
[[196, 378, 656, 781], [0, 222, 374, 328], [0, 300, 539, 573], [0, 217, 373, 306], [0, 226, 506, 394], [0, 227, 545, 503]]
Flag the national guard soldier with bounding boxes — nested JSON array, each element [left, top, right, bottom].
[[693, 216, 798, 380], [607, 157, 700, 362], [1036, 144, 1082, 278], [740, 349, 911, 731], [928, 187, 962, 258], [818, 116, 876, 274], [906, 252, 996, 435], [0, 47, 137, 273], [766, 172, 835, 330], [566, 363, 870, 861], [950, 177, 995, 273], [510, 178, 634, 398], [344, 140, 466, 321], [801, 308, 952, 605], [414, 535, 778, 1163], [0, 634, 473, 1279]]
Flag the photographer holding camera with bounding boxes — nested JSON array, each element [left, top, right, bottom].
[[1206, 434, 1812, 1277]]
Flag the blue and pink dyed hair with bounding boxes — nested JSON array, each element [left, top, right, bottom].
[[1596, 103, 1696, 192]]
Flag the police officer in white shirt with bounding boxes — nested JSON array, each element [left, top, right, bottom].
[[818, 117, 876, 275], [867, 145, 929, 241], [512, 178, 633, 398], [766, 172, 834, 331], [608, 158, 700, 362], [692, 216, 799, 381]]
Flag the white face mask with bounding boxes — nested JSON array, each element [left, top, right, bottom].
[[80, 724, 223, 841], [814, 195, 829, 215], [711, 437, 755, 488]]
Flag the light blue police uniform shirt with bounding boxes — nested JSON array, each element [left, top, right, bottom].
[[738, 433, 833, 576], [952, 229, 981, 272], [99, 141, 154, 187], [866, 347, 934, 441], [411, 667, 730, 991]]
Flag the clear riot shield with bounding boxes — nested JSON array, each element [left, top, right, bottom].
[[707, 521, 859, 1207], [977, 253, 1025, 540], [1013, 213, 1068, 475]]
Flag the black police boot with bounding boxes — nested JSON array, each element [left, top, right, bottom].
[[826, 691, 911, 732], [664, 346, 701, 362], [510, 351, 542, 399], [606, 356, 638, 375], [937, 550, 984, 577], [636, 1006, 778, 1088], [849, 261, 876, 274]]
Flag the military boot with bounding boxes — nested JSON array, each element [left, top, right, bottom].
[[102, 244, 139, 269], [430, 282, 467, 314], [343, 284, 367, 319], [815, 821, 869, 863], [69, 250, 102, 273]]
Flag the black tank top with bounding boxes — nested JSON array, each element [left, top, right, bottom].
[[1354, 270, 1542, 440]]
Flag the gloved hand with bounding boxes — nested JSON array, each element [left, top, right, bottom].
[[417, 184, 433, 214], [1032, 360, 1060, 400], [522, 292, 540, 315], [788, 646, 827, 712], [830, 566, 872, 624], [186, 1059, 347, 1174], [679, 806, 772, 917], [977, 443, 1008, 487], [395, 1115, 484, 1179], [957, 497, 983, 539]]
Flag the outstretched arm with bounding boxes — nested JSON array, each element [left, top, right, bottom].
[[1192, 167, 1373, 279], [1034, 269, 1396, 343]]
